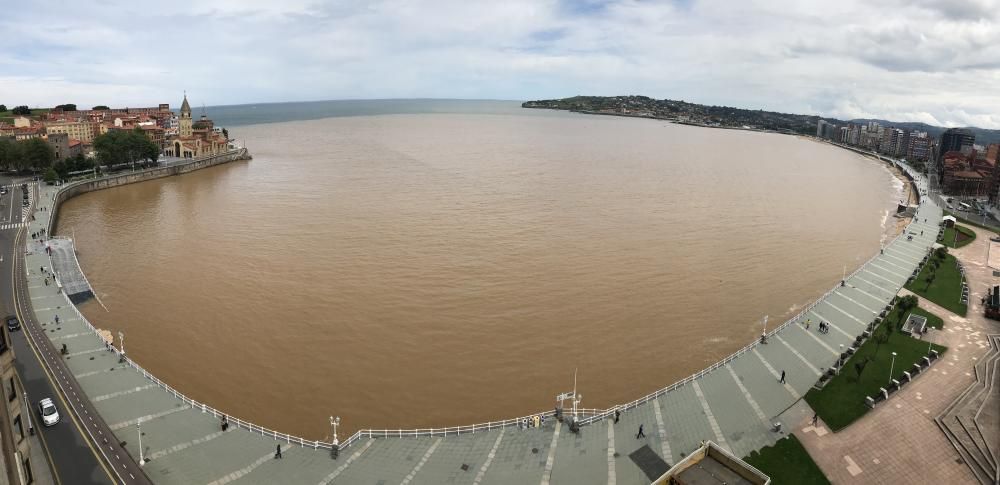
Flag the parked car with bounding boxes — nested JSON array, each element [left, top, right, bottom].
[[6, 315, 19, 332], [38, 398, 59, 426]]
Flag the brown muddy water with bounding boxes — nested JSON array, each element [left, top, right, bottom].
[[56, 111, 903, 439]]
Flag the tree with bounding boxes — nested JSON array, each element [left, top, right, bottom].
[[12, 105, 31, 115], [0, 104, 7, 112], [92, 105, 110, 110], [92, 128, 159, 168], [53, 159, 72, 179], [853, 357, 871, 382], [43, 168, 57, 184], [898, 295, 918, 313], [22, 138, 54, 171], [924, 270, 936, 291], [69, 153, 93, 172], [54, 103, 77, 111], [934, 246, 948, 260], [0, 138, 23, 171]]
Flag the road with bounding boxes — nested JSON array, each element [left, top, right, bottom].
[[0, 176, 119, 485]]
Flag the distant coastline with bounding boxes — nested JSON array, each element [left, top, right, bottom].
[[523, 95, 1000, 145]]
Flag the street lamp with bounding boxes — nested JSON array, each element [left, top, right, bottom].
[[330, 415, 341, 460], [837, 344, 845, 375], [137, 418, 145, 466], [330, 416, 340, 446], [118, 331, 125, 363], [889, 352, 897, 382]]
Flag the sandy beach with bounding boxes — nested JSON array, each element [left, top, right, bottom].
[[885, 161, 917, 238]]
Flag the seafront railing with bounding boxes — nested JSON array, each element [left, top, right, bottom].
[[36, 147, 937, 453]]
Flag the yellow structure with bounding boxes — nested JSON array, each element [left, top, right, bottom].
[[163, 94, 228, 158], [45, 120, 97, 143]]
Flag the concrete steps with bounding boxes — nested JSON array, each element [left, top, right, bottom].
[[936, 335, 1000, 485]]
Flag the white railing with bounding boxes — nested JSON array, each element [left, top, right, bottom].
[[33, 146, 940, 451]]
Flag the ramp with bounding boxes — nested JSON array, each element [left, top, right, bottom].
[[47, 237, 96, 304]]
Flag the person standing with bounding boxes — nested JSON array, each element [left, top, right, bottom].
[[614, 409, 620, 424]]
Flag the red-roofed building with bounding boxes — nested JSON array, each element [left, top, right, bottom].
[[162, 94, 228, 158], [942, 150, 996, 197]]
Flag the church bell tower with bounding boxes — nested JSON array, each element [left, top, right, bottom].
[[179, 92, 193, 137]]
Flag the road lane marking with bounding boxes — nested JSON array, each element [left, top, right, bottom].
[[691, 381, 729, 454], [318, 439, 375, 485], [774, 334, 822, 376], [473, 430, 505, 485], [400, 438, 441, 485], [540, 420, 561, 485]]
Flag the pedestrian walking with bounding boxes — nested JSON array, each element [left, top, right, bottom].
[[275, 444, 282, 459], [636, 424, 645, 439], [221, 415, 229, 432], [779, 370, 786, 384], [614, 409, 620, 424], [805, 320, 810, 330], [811, 413, 818, 425]]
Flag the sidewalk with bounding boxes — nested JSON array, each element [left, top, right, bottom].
[[24, 431, 57, 485], [795, 224, 1000, 484]]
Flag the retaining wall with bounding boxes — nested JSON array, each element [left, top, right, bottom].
[[48, 149, 251, 234]]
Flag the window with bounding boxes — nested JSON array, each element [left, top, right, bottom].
[[7, 377, 15, 402], [13, 414, 23, 442], [23, 456, 33, 484]]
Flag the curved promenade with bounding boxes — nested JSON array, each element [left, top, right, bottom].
[[20, 150, 942, 484]]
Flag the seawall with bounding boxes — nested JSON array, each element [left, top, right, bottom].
[[47, 148, 251, 235]]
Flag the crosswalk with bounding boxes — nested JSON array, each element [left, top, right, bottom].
[[0, 222, 28, 230], [1, 181, 38, 189]]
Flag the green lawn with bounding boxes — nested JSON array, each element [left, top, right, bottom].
[[939, 224, 976, 248], [744, 435, 829, 485], [805, 300, 947, 431], [904, 253, 967, 316], [0, 108, 51, 124]]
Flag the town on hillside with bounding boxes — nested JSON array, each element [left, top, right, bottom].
[[0, 94, 233, 179]]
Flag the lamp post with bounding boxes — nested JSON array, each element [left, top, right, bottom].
[[329, 415, 341, 460], [118, 331, 125, 363], [330, 416, 340, 446], [837, 344, 845, 375], [889, 352, 897, 383], [137, 418, 145, 466]]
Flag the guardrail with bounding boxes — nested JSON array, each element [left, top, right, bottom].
[[34, 146, 940, 452]]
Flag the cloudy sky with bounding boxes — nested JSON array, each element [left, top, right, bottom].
[[3, 0, 1000, 127]]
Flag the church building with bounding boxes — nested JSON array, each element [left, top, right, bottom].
[[163, 93, 229, 158]]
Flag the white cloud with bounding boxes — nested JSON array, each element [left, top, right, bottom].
[[1, 0, 999, 128]]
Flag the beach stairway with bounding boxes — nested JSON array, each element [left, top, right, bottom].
[[936, 335, 1000, 485]]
